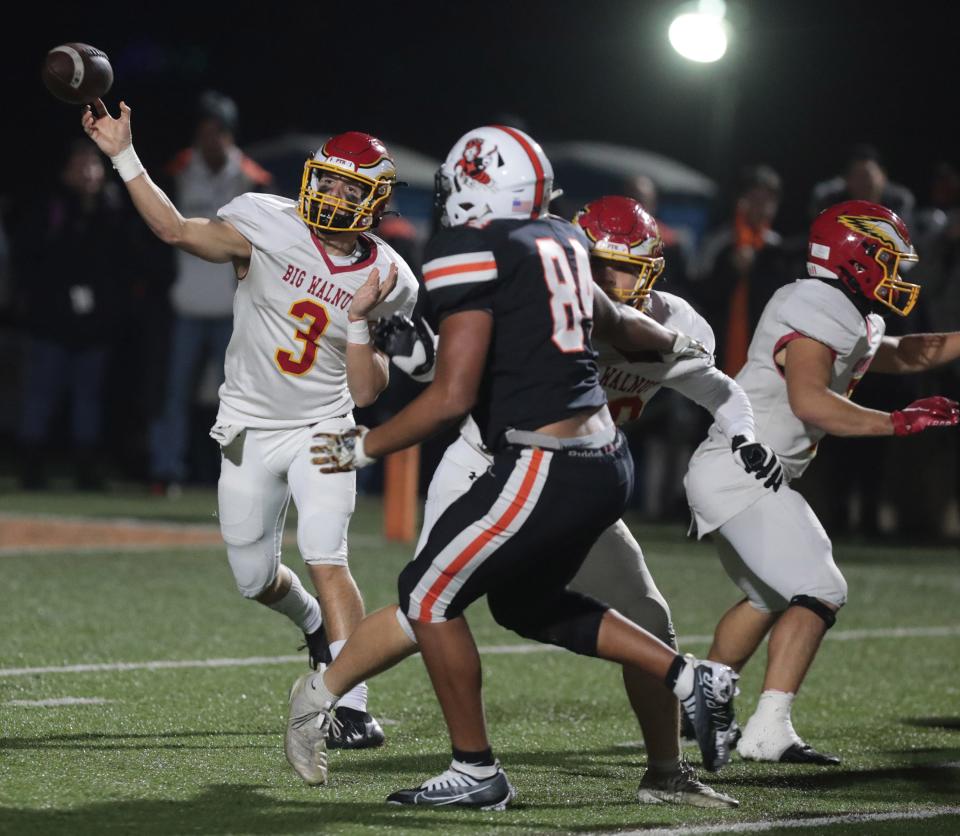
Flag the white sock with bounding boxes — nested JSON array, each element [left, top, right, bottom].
[[329, 638, 369, 713], [672, 657, 695, 701], [738, 689, 801, 758], [307, 670, 340, 710], [452, 759, 499, 779], [267, 572, 321, 633]]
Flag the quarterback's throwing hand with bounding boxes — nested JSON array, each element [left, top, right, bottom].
[[731, 435, 783, 491], [891, 395, 960, 436], [311, 427, 375, 473], [664, 331, 713, 363], [81, 99, 132, 158], [372, 314, 437, 382]]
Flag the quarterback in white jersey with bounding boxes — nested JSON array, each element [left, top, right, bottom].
[[81, 101, 418, 747], [372, 196, 770, 807], [685, 200, 960, 765]]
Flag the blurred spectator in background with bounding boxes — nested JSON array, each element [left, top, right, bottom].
[[148, 91, 272, 494], [913, 161, 960, 253], [897, 182, 960, 536], [12, 140, 136, 489], [809, 144, 915, 227], [691, 164, 791, 377]]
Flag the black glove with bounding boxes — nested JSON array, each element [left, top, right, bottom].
[[372, 313, 437, 381], [731, 435, 783, 491]]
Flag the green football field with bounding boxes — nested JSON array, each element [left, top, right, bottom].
[[2, 486, 959, 835]]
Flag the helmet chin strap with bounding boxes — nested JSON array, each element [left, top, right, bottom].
[[835, 268, 879, 316]]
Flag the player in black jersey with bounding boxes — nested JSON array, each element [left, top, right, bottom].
[[284, 126, 739, 809]]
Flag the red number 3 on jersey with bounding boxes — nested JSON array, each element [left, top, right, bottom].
[[276, 299, 331, 375]]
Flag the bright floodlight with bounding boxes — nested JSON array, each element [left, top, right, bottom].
[[669, 7, 728, 63]]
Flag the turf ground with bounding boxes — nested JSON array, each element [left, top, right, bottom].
[[1, 485, 959, 835]]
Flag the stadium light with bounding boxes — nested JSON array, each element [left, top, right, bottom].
[[669, 0, 729, 63]]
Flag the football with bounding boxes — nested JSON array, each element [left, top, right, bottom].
[[41, 43, 113, 105]]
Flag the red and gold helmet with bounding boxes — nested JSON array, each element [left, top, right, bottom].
[[574, 195, 665, 307], [807, 200, 919, 316], [298, 132, 396, 233]]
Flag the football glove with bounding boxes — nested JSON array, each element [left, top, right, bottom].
[[310, 426, 374, 473], [731, 435, 783, 491], [890, 396, 959, 436], [372, 314, 437, 382], [664, 331, 713, 363]]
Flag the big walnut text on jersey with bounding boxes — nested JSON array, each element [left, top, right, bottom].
[[278, 263, 356, 312]]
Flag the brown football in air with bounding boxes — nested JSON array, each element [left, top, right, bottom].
[[42, 43, 113, 105]]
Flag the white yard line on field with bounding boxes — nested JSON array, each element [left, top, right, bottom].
[[6, 697, 112, 707], [1, 625, 958, 679], [609, 805, 960, 835]]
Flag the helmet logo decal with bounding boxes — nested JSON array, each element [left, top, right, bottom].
[[455, 137, 501, 187], [837, 214, 899, 250], [326, 156, 357, 172]]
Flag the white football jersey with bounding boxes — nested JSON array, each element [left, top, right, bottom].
[[702, 279, 884, 478], [214, 193, 418, 429], [599, 291, 714, 423], [460, 289, 753, 448]]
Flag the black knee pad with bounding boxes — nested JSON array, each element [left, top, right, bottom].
[[788, 594, 837, 629], [488, 589, 607, 657]]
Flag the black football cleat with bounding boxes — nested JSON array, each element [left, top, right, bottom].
[[301, 622, 332, 670], [386, 762, 516, 810], [679, 658, 739, 772], [326, 706, 385, 750], [779, 742, 841, 765], [681, 689, 741, 749]]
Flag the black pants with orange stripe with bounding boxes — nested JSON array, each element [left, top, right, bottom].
[[398, 432, 634, 657]]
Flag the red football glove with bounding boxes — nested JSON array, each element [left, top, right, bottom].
[[890, 396, 960, 436]]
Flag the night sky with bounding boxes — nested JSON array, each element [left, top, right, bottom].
[[10, 1, 960, 233]]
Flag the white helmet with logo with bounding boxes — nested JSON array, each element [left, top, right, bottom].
[[435, 125, 554, 227]]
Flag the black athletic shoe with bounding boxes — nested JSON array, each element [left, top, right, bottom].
[[779, 742, 841, 765], [386, 762, 516, 810], [679, 657, 739, 772], [326, 706, 385, 750], [680, 709, 697, 742], [301, 622, 332, 670]]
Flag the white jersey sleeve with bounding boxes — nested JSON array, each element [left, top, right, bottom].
[[652, 293, 755, 440], [775, 279, 865, 357], [666, 365, 755, 441], [217, 193, 303, 254]]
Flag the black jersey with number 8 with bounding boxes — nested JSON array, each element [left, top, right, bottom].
[[422, 216, 606, 450]]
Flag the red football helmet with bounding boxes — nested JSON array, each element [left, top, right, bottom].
[[573, 196, 665, 307], [298, 132, 396, 233], [806, 200, 919, 316]]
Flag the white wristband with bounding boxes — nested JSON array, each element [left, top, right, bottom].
[[110, 144, 146, 182], [347, 319, 370, 345], [353, 428, 375, 468]]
